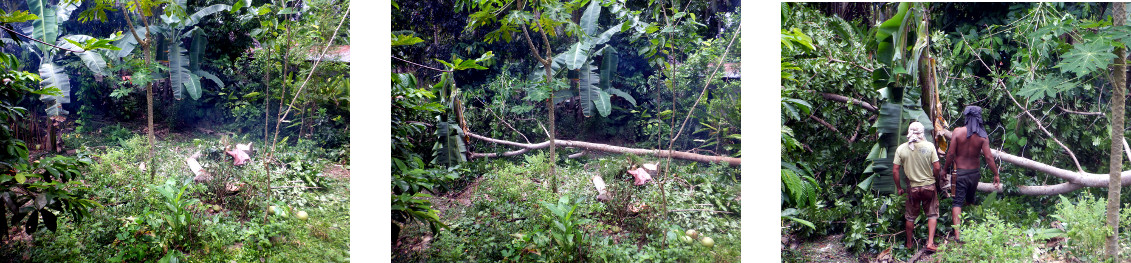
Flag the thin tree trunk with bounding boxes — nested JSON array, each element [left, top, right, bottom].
[[47, 118, 55, 153], [519, 0, 556, 193], [1108, 3, 1126, 260], [122, 2, 155, 180], [261, 34, 274, 224]]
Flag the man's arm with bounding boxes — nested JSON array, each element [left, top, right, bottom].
[[981, 138, 1001, 186], [943, 138, 957, 195], [943, 137, 956, 173], [893, 164, 904, 195], [933, 161, 941, 180]]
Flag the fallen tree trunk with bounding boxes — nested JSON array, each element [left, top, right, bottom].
[[809, 96, 1131, 196], [465, 131, 740, 166], [936, 129, 1130, 195]]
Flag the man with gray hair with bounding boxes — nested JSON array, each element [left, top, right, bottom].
[[893, 121, 942, 251]]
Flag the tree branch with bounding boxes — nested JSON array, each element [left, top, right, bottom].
[[816, 92, 878, 112], [391, 56, 452, 72], [465, 130, 739, 166], [961, 34, 1085, 173], [0, 26, 84, 53], [828, 57, 873, 72], [1057, 106, 1105, 116], [669, 27, 741, 144]]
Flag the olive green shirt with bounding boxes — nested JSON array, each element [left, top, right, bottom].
[[893, 141, 939, 188]]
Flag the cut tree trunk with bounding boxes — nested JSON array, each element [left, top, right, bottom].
[[465, 131, 740, 166], [941, 129, 1131, 195], [818, 93, 1131, 196]]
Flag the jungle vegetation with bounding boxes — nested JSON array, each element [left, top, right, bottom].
[[0, 0, 350, 262], [783, 2, 1131, 262], [392, 0, 742, 261]]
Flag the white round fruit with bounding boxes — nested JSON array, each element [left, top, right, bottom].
[[296, 211, 309, 220], [680, 235, 694, 244], [700, 236, 714, 248], [268, 206, 277, 215], [685, 229, 699, 239]]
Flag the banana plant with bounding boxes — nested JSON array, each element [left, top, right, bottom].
[[860, 3, 935, 193], [431, 52, 493, 167], [114, 0, 229, 100], [532, 0, 636, 118], [22, 0, 111, 116]]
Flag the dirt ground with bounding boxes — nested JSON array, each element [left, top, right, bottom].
[[782, 234, 948, 263], [392, 176, 486, 260]]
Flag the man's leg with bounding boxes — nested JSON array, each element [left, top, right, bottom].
[[927, 218, 937, 250], [906, 220, 915, 248], [952, 206, 962, 241], [925, 187, 940, 251]]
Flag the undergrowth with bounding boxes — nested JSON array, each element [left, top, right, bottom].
[[395, 152, 741, 262], [13, 133, 350, 262]]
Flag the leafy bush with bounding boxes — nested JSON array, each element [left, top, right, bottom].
[[537, 195, 591, 261], [937, 212, 1036, 262], [1051, 194, 1109, 261], [145, 178, 204, 256]]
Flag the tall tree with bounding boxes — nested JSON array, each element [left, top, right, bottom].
[[464, 0, 581, 193], [1108, 3, 1126, 260]]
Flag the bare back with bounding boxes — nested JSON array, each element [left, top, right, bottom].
[[944, 127, 998, 173]]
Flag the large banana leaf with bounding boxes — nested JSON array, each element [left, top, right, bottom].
[[579, 63, 600, 117], [592, 24, 621, 46], [563, 42, 591, 70], [54, 1, 80, 22], [194, 70, 224, 88], [183, 4, 231, 28], [114, 25, 166, 59], [57, 35, 108, 76], [594, 89, 612, 117], [432, 121, 467, 167], [580, 0, 601, 36], [38, 62, 70, 116], [168, 40, 200, 100], [606, 88, 636, 107], [599, 46, 618, 91], [27, 0, 58, 55], [189, 30, 206, 71]]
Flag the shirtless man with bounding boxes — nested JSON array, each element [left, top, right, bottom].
[[942, 105, 1001, 242]]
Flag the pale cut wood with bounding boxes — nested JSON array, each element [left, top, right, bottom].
[[465, 131, 740, 166]]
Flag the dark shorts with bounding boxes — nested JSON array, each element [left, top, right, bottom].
[[905, 185, 939, 222], [953, 169, 981, 208]]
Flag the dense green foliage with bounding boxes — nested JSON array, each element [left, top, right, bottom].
[[783, 2, 1131, 261], [1, 0, 351, 261], [393, 0, 741, 261]]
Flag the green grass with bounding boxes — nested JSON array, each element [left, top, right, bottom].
[[7, 132, 350, 262], [394, 153, 741, 262]]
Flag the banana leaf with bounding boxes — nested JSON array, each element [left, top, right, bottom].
[[594, 89, 612, 117], [54, 1, 79, 22], [57, 35, 108, 76], [168, 39, 200, 100], [189, 30, 206, 71], [114, 25, 165, 59], [182, 4, 231, 28], [563, 42, 591, 71], [194, 70, 224, 88], [599, 46, 618, 91], [38, 62, 69, 104], [606, 88, 636, 107], [26, 0, 57, 55], [579, 63, 599, 117], [580, 0, 601, 36], [431, 121, 467, 167]]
